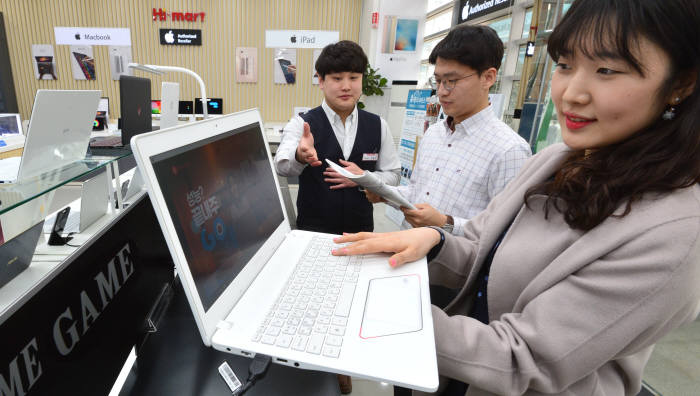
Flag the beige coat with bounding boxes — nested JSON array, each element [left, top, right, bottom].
[[421, 143, 700, 395]]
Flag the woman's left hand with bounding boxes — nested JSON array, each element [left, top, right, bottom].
[[332, 228, 442, 268]]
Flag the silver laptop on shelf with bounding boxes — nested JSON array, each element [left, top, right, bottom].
[[43, 169, 109, 234], [122, 167, 144, 203], [0, 90, 101, 184], [131, 109, 438, 392]]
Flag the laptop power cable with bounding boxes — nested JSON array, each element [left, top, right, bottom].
[[219, 353, 272, 395]]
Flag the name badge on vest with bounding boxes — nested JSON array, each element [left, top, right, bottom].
[[362, 153, 379, 161]]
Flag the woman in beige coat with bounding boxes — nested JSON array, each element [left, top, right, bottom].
[[333, 0, 700, 395]]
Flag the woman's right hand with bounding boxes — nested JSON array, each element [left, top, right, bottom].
[[332, 228, 442, 268]]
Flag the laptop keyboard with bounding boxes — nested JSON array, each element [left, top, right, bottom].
[[253, 235, 362, 358], [89, 136, 122, 147]]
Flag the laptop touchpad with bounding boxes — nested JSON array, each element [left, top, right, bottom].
[[360, 275, 423, 338]]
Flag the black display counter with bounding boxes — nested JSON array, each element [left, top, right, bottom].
[[119, 278, 341, 396]]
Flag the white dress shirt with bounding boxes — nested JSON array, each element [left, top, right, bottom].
[[396, 105, 531, 236], [274, 100, 401, 186]]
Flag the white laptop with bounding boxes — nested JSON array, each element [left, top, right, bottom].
[[0, 90, 101, 184], [43, 169, 109, 233], [131, 109, 439, 392], [160, 82, 179, 129], [0, 113, 22, 137]]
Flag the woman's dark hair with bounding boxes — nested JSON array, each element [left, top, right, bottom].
[[526, 0, 700, 231], [428, 24, 503, 73], [315, 40, 368, 79]]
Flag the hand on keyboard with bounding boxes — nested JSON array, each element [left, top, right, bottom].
[[332, 228, 442, 268]]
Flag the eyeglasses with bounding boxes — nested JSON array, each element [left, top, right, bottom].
[[434, 72, 477, 92]]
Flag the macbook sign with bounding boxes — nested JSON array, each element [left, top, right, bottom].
[[159, 29, 202, 46], [54, 27, 131, 46]]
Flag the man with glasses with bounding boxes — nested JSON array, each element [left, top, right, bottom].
[[367, 24, 530, 237]]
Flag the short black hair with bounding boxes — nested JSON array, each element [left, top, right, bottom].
[[315, 40, 368, 78], [429, 24, 503, 72]]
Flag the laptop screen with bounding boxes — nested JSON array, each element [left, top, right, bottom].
[[120, 75, 152, 145], [151, 100, 162, 114], [178, 100, 194, 114], [150, 122, 284, 311], [0, 114, 21, 136], [195, 98, 223, 115]]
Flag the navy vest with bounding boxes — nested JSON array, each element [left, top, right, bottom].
[[296, 106, 381, 234]]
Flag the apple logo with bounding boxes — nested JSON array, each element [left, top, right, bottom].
[[164, 30, 175, 44], [290, 35, 297, 43], [74, 33, 81, 40], [462, 5, 470, 20]]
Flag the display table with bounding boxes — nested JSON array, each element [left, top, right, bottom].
[[0, 192, 175, 395], [119, 278, 341, 396]]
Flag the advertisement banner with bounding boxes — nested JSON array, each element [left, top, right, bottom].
[[458, 0, 512, 23], [274, 49, 297, 85], [235, 47, 258, 83], [55, 27, 131, 46], [32, 44, 57, 80], [374, 0, 426, 83], [265, 30, 339, 48], [160, 29, 201, 45], [108, 46, 133, 80], [385, 89, 432, 225], [69, 45, 96, 80]]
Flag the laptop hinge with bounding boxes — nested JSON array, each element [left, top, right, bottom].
[[217, 320, 234, 331]]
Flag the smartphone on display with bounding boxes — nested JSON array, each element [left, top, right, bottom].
[[278, 59, 296, 84], [48, 207, 71, 245]]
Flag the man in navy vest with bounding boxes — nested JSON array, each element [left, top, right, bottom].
[[274, 40, 400, 237]]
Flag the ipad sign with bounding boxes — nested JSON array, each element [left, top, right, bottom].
[[159, 28, 202, 46]]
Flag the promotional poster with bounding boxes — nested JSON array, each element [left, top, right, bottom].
[[108, 45, 133, 80], [31, 44, 57, 80], [235, 47, 258, 83], [274, 48, 297, 85], [69, 45, 96, 80]]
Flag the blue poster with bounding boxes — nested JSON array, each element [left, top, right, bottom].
[[406, 89, 432, 111]]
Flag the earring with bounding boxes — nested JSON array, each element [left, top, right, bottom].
[[662, 97, 681, 120], [662, 107, 676, 120]]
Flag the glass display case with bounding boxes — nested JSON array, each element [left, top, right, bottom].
[[0, 151, 131, 243], [0, 149, 133, 320]]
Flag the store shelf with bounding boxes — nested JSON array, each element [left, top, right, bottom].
[[0, 152, 130, 215]]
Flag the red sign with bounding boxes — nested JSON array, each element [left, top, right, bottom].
[[371, 12, 379, 28], [152, 8, 206, 22]]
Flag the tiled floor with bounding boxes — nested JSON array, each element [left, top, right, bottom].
[[286, 184, 699, 395]]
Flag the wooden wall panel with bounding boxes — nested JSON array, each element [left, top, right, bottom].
[[0, 0, 361, 122]]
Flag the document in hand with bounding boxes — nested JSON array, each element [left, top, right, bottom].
[[325, 159, 417, 210]]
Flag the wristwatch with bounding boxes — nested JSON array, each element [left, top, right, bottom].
[[441, 215, 454, 233]]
